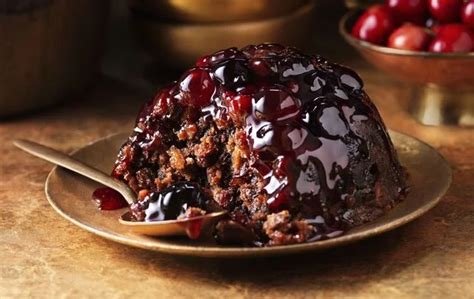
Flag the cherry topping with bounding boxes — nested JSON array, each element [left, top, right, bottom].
[[461, 1, 474, 29], [138, 182, 208, 222], [428, 0, 463, 23], [386, 0, 427, 25], [253, 87, 300, 122], [351, 5, 396, 45], [248, 59, 274, 77], [388, 24, 433, 51], [196, 47, 243, 67], [242, 43, 286, 58], [429, 24, 473, 52], [179, 69, 215, 108], [92, 187, 128, 210], [228, 94, 252, 117], [213, 60, 249, 90]]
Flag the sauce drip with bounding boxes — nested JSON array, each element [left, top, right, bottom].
[[195, 44, 372, 218], [92, 187, 128, 210], [138, 182, 208, 222]]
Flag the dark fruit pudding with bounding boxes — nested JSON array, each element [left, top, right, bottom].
[[112, 44, 407, 246]]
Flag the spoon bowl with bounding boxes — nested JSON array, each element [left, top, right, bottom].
[[120, 211, 227, 239], [13, 139, 226, 239]]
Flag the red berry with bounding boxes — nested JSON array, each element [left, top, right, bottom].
[[386, 0, 427, 24], [351, 5, 396, 45], [179, 68, 215, 108], [428, 0, 463, 23], [429, 24, 473, 52], [461, 1, 474, 29], [387, 24, 432, 51]]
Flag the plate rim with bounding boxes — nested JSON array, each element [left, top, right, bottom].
[[44, 130, 452, 257]]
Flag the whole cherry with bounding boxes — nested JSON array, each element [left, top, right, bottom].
[[428, 0, 463, 23], [351, 5, 396, 45], [461, 1, 474, 29], [429, 24, 473, 52], [387, 24, 433, 51], [179, 68, 215, 108], [386, 0, 427, 24]]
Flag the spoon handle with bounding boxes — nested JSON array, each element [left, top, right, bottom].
[[13, 139, 136, 204]]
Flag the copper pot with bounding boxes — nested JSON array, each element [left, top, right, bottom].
[[0, 0, 110, 117]]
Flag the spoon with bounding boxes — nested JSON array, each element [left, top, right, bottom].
[[13, 139, 227, 239]]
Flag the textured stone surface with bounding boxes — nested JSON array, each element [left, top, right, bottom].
[[0, 70, 473, 298]]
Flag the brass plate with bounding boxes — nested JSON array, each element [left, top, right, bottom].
[[45, 131, 451, 257]]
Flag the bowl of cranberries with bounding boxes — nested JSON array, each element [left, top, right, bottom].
[[340, 0, 474, 126]]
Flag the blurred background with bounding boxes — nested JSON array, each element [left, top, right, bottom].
[[103, 0, 356, 92], [1, 0, 472, 126], [1, 0, 354, 117]]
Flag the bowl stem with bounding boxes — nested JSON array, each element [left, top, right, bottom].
[[409, 85, 474, 127]]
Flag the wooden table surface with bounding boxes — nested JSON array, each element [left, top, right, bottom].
[[1, 4, 473, 295]]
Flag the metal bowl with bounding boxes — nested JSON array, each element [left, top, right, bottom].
[[339, 10, 474, 127], [128, 0, 307, 23], [131, 1, 316, 69], [0, 0, 109, 117]]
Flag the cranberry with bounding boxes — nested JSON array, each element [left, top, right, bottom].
[[461, 1, 474, 29], [428, 0, 463, 23], [253, 87, 300, 122], [351, 5, 396, 45], [429, 24, 473, 52], [196, 47, 242, 67], [386, 0, 427, 24], [179, 68, 215, 108], [387, 24, 432, 51]]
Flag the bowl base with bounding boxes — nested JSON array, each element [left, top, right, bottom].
[[409, 85, 474, 127]]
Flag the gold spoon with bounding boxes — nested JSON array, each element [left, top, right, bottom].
[[13, 139, 227, 239]]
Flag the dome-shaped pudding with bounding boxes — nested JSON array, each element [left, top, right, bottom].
[[112, 44, 406, 246]]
